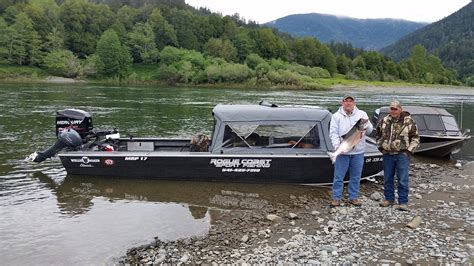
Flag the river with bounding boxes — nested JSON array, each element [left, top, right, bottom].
[[0, 84, 472, 265]]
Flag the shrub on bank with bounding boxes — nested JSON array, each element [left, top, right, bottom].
[[0, 64, 46, 80], [465, 76, 474, 87], [42, 50, 81, 78]]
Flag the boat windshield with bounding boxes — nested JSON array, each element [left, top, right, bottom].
[[220, 122, 321, 149], [413, 115, 460, 135], [441, 116, 459, 132]]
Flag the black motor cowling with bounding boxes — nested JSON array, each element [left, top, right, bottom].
[[56, 109, 93, 140]]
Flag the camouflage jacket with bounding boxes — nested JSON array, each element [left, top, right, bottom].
[[375, 111, 420, 153]]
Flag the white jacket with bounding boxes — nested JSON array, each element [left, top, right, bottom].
[[329, 106, 373, 154]]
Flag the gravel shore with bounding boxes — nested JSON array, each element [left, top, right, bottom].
[[121, 162, 473, 264]]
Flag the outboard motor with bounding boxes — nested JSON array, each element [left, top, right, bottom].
[[56, 109, 93, 141], [25, 109, 93, 163]]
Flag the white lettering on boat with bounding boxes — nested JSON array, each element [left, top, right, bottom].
[[124, 156, 148, 161], [70, 157, 99, 164], [210, 158, 271, 172]]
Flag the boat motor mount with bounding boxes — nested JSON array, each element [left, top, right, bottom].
[[26, 128, 83, 163]]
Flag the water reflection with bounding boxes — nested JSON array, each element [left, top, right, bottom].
[[37, 173, 328, 219]]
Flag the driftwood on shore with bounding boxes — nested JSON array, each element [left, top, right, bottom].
[[406, 216, 422, 229]]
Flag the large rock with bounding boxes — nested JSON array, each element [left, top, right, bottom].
[[288, 213, 298, 219], [406, 216, 422, 229], [266, 214, 283, 223], [370, 192, 383, 201]]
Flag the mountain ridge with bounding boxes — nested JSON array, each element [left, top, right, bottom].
[[264, 13, 427, 50], [381, 1, 473, 79]]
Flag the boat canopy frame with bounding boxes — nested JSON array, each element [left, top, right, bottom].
[[210, 104, 333, 154]]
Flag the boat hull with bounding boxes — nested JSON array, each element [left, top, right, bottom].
[[415, 136, 469, 157], [59, 152, 384, 184]]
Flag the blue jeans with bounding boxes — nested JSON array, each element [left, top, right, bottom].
[[383, 153, 410, 204], [332, 153, 364, 200]]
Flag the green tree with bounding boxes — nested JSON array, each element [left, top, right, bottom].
[[110, 21, 128, 44], [249, 28, 288, 60], [336, 54, 349, 74], [351, 55, 367, 80], [255, 62, 270, 82], [166, 8, 199, 50], [127, 22, 158, 64], [3, 5, 20, 24], [159, 46, 183, 65], [232, 31, 255, 62], [5, 12, 42, 65], [23, 0, 61, 41], [44, 27, 64, 52], [82, 54, 103, 77], [465, 76, 474, 87], [409, 44, 427, 80], [95, 29, 131, 78], [383, 60, 399, 79], [291, 37, 336, 75], [42, 49, 80, 77], [60, 0, 114, 57], [116, 5, 140, 31], [0, 0, 17, 14], [149, 8, 177, 49], [203, 38, 237, 62], [0, 17, 8, 62], [363, 51, 383, 77], [221, 16, 238, 39], [245, 53, 265, 69], [156, 64, 179, 84]]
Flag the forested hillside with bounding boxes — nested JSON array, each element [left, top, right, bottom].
[[0, 0, 463, 87], [265, 13, 426, 51], [382, 1, 473, 81]]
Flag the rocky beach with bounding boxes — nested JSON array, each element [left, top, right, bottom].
[[121, 162, 473, 264]]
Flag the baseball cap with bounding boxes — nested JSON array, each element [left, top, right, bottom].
[[342, 94, 355, 101], [390, 100, 402, 109]]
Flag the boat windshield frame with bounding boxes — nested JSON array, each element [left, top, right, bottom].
[[211, 120, 329, 154]]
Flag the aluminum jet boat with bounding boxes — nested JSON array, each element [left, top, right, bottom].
[[28, 103, 383, 184]]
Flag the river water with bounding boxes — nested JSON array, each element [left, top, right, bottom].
[[0, 84, 472, 265]]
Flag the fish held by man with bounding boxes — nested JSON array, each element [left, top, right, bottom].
[[329, 118, 368, 164]]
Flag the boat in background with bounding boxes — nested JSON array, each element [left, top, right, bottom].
[[371, 106, 471, 157]]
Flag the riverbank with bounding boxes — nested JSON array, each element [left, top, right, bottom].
[[1, 64, 472, 92], [2, 76, 473, 94], [332, 84, 474, 95], [121, 162, 474, 264]]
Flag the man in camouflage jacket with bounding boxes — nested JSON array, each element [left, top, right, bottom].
[[375, 100, 420, 211]]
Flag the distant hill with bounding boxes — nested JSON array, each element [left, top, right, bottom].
[[264, 13, 426, 51], [381, 2, 473, 79]]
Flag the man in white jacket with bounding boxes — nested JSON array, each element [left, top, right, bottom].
[[329, 94, 373, 207]]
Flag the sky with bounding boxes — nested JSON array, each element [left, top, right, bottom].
[[185, 0, 471, 24]]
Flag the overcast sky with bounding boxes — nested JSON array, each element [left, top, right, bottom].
[[185, 0, 471, 23]]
